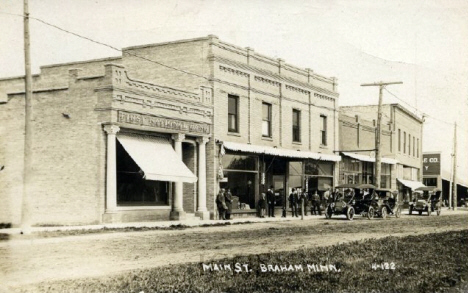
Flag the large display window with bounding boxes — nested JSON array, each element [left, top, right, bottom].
[[222, 154, 258, 209], [116, 141, 169, 206]]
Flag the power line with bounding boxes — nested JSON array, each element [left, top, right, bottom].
[[0, 10, 210, 81], [384, 87, 458, 127]]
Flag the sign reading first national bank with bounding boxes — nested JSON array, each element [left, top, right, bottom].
[[118, 111, 211, 135], [423, 153, 441, 176]]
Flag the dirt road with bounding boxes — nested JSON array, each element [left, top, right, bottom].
[[1, 213, 467, 292]]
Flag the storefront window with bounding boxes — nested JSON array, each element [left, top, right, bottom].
[[380, 163, 391, 188], [289, 161, 303, 191], [423, 177, 437, 187], [116, 141, 169, 206], [339, 156, 361, 185], [222, 153, 258, 209], [222, 154, 257, 171]]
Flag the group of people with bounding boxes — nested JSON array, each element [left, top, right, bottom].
[[288, 188, 331, 217], [217, 185, 334, 220], [258, 186, 277, 218], [216, 188, 233, 220]]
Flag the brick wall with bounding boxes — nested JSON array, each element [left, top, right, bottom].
[[0, 75, 104, 226]]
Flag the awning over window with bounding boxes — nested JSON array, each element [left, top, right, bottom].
[[222, 141, 341, 162], [397, 178, 425, 190], [342, 152, 398, 165], [117, 134, 197, 183]]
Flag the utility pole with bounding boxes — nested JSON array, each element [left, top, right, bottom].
[[21, 0, 33, 234], [361, 81, 403, 188], [452, 122, 457, 210]]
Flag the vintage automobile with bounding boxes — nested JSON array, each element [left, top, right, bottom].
[[409, 186, 442, 216], [325, 183, 376, 220], [368, 189, 402, 219]]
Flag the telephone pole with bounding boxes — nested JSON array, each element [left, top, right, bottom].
[[361, 81, 403, 188], [452, 122, 457, 210], [21, 0, 33, 233]]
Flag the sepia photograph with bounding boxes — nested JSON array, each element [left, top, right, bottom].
[[0, 0, 467, 292]]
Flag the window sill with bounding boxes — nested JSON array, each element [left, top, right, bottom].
[[320, 144, 328, 149], [262, 136, 273, 141], [227, 132, 241, 137], [113, 206, 171, 211]]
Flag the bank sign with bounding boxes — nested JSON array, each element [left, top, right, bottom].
[[423, 153, 441, 176]]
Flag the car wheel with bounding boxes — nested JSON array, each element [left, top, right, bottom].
[[395, 207, 401, 218], [437, 209, 441, 216], [346, 207, 355, 221], [367, 207, 375, 220], [419, 211, 422, 215], [381, 207, 387, 219], [409, 206, 413, 215], [325, 206, 332, 219]]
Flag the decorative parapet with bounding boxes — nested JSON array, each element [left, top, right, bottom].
[[314, 92, 334, 101], [286, 84, 309, 95], [219, 65, 249, 78], [104, 63, 211, 105], [254, 76, 280, 87]]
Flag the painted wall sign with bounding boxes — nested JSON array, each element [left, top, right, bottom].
[[118, 111, 211, 134], [423, 153, 441, 176]]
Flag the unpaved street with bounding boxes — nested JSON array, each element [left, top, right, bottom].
[[1, 212, 467, 292]]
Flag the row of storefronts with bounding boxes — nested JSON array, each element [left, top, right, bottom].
[[0, 36, 426, 226]]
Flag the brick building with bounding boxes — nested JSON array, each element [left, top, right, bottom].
[[0, 35, 341, 226], [339, 104, 424, 201]]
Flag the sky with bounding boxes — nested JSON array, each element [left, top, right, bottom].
[[1, 0, 467, 183]]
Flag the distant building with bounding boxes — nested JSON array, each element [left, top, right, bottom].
[[339, 104, 424, 200], [0, 35, 341, 226], [423, 151, 468, 207]]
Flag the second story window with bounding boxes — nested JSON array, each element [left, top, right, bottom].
[[262, 102, 272, 137], [398, 129, 401, 152], [228, 95, 238, 132], [320, 115, 327, 146], [292, 109, 301, 142], [408, 134, 411, 155], [403, 131, 406, 154]]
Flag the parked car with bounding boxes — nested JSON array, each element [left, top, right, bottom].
[[409, 186, 442, 216], [370, 189, 401, 219], [326, 183, 376, 220]]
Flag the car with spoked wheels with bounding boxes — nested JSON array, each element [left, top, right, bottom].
[[409, 186, 442, 216], [325, 184, 376, 220], [368, 189, 401, 219]]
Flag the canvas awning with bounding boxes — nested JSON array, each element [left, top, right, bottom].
[[397, 178, 425, 190], [117, 134, 197, 183], [222, 141, 341, 162], [342, 152, 398, 165]]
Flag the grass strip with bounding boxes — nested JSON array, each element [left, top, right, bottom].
[[25, 229, 468, 293]]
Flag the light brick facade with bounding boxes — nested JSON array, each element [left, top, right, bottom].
[[339, 104, 424, 194], [0, 36, 340, 226]]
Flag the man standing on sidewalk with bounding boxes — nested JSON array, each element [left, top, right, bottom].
[[267, 186, 276, 217]]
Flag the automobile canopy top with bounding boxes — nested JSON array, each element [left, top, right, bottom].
[[335, 183, 377, 189]]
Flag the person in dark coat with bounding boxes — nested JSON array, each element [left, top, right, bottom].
[[266, 185, 276, 217], [224, 188, 233, 220], [311, 190, 321, 215], [216, 188, 227, 220], [289, 188, 299, 217], [258, 193, 267, 218]]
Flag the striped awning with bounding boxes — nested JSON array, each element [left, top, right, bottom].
[[222, 141, 341, 162], [117, 134, 197, 183]]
